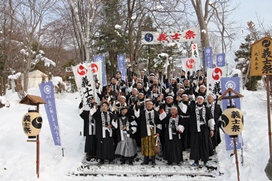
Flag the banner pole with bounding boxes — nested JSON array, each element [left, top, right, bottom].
[[36, 135, 40, 178], [266, 75, 272, 157], [233, 137, 240, 181], [36, 104, 40, 178]]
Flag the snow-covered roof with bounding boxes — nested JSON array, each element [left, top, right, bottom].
[[28, 69, 48, 77]]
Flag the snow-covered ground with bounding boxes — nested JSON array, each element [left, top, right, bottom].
[[0, 86, 270, 181]]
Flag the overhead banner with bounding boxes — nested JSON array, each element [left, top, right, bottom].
[[39, 81, 61, 146], [117, 54, 127, 81], [141, 31, 161, 45], [94, 55, 107, 86], [220, 77, 243, 150], [141, 27, 200, 44]]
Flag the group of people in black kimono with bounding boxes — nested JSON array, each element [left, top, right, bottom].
[[79, 69, 222, 166]]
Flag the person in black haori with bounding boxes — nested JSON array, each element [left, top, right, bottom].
[[194, 85, 207, 100], [176, 93, 192, 150], [114, 107, 137, 165], [189, 96, 215, 167], [78, 99, 97, 161], [206, 93, 222, 151], [110, 76, 120, 94], [90, 102, 116, 164], [133, 91, 145, 147], [115, 71, 126, 93], [127, 88, 138, 106], [159, 95, 181, 153], [160, 106, 185, 165], [183, 79, 195, 101], [134, 100, 162, 165]]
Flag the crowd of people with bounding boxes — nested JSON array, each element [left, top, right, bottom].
[[79, 69, 223, 167]]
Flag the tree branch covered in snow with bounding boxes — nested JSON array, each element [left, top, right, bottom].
[[20, 48, 56, 68]]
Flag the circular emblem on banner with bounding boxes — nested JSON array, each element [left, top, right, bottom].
[[205, 48, 211, 54], [225, 80, 236, 90], [144, 33, 154, 42], [212, 67, 222, 80], [77, 65, 88, 76], [186, 59, 195, 69], [218, 55, 223, 63], [43, 85, 51, 95], [90, 63, 98, 74], [262, 39, 271, 47], [96, 57, 102, 62], [119, 55, 124, 61]]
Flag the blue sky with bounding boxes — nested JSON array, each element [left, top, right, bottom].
[[232, 0, 272, 45], [225, 0, 272, 63]]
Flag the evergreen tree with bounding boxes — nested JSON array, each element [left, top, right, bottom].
[[139, 16, 181, 76], [138, 16, 163, 73], [92, 0, 127, 77], [234, 35, 261, 91]]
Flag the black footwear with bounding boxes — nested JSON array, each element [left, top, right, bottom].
[[151, 162, 156, 165], [151, 156, 156, 165], [108, 160, 114, 164], [98, 159, 104, 165], [128, 157, 133, 165], [120, 160, 125, 165], [167, 162, 172, 165], [141, 156, 149, 165], [191, 162, 199, 166], [86, 154, 91, 161]]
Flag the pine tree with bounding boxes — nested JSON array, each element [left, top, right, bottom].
[[139, 16, 163, 74], [234, 35, 261, 91], [92, 0, 127, 77]]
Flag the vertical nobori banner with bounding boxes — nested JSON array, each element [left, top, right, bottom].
[[204, 46, 214, 68], [207, 66, 225, 95], [216, 53, 227, 77], [39, 81, 61, 146], [71, 63, 95, 109], [87, 61, 103, 105], [191, 43, 199, 58], [117, 54, 127, 81], [94, 55, 107, 86], [220, 77, 243, 150], [181, 57, 200, 73], [216, 53, 225, 67]]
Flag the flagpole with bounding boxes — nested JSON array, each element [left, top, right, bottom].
[[266, 75, 272, 156]]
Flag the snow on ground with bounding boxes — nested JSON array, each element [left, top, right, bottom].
[[0, 87, 270, 181]]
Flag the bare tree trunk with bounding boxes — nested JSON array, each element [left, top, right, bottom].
[[191, 0, 210, 70], [23, 55, 32, 91], [68, 0, 98, 62], [0, 77, 3, 96]]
